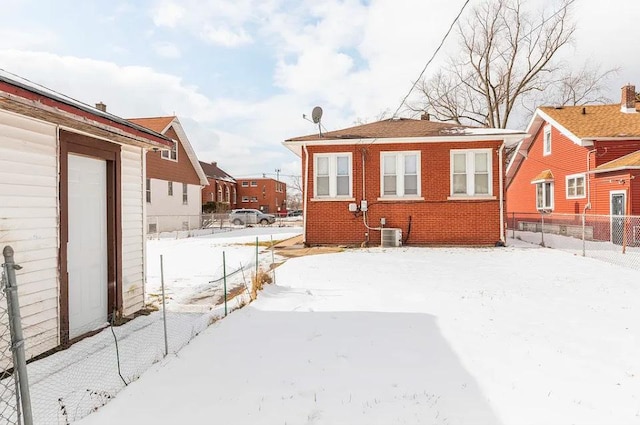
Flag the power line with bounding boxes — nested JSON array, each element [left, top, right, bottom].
[[391, 0, 471, 119]]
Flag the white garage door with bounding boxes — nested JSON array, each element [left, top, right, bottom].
[[68, 154, 108, 339]]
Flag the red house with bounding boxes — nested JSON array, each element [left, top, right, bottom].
[[284, 117, 524, 246], [506, 84, 640, 243]]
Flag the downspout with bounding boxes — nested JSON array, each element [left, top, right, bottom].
[[303, 144, 309, 246], [361, 147, 369, 245], [499, 142, 505, 244], [142, 147, 147, 305], [582, 148, 597, 256]]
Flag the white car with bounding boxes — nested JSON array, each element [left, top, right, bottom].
[[229, 209, 276, 225]]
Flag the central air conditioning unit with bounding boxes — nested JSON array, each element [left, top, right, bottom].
[[381, 228, 402, 247]]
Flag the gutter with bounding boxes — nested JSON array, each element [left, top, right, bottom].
[[499, 142, 505, 244]]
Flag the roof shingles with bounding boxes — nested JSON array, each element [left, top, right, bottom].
[[540, 103, 640, 139], [128, 116, 176, 134], [286, 118, 475, 142]]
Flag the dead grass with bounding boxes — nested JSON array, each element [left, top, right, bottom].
[[238, 240, 283, 248], [250, 269, 273, 300]]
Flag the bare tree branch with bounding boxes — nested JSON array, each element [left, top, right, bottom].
[[412, 0, 615, 129]]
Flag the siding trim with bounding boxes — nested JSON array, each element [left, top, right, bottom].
[[59, 130, 122, 344]]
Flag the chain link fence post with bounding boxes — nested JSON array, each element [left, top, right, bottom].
[[2, 246, 33, 425]]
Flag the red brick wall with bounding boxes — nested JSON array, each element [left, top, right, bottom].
[[146, 126, 200, 185], [236, 178, 287, 214], [302, 140, 505, 246], [202, 178, 238, 210]]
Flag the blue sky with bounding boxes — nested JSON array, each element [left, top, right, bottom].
[[1, 0, 639, 183]]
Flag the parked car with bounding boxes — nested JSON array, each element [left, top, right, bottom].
[[287, 209, 303, 217], [229, 209, 276, 225]]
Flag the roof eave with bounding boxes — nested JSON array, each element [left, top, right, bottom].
[[0, 92, 172, 149], [591, 166, 640, 174]]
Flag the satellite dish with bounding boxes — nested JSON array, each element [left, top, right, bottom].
[[311, 106, 323, 124]]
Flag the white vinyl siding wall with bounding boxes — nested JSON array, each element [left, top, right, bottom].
[[0, 110, 59, 362], [120, 145, 146, 316], [146, 180, 203, 232]]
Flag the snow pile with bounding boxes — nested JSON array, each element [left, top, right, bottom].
[[79, 243, 640, 424]]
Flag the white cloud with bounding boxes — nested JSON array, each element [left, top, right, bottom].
[[200, 26, 252, 47], [0, 28, 58, 50], [151, 2, 185, 28], [153, 41, 181, 58], [0, 50, 299, 177]]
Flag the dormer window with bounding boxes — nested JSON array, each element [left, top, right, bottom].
[[161, 140, 178, 161]]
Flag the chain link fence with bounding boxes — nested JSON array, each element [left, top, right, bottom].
[[2, 236, 280, 424], [508, 212, 640, 270], [0, 266, 19, 425], [147, 213, 301, 239]]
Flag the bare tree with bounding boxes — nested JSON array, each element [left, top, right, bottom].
[[412, 0, 613, 128], [286, 175, 303, 210]]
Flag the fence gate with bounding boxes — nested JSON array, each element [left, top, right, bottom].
[[611, 192, 626, 245]]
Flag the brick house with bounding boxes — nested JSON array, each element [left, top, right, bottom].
[[0, 73, 173, 361], [506, 84, 640, 243], [128, 116, 208, 233], [236, 177, 287, 215], [200, 161, 238, 211], [284, 118, 524, 246]]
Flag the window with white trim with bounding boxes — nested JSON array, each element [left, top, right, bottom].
[[168, 181, 173, 196], [543, 126, 551, 156], [380, 151, 420, 197], [233, 188, 237, 204], [146, 178, 151, 203], [182, 183, 188, 205], [566, 174, 585, 199], [217, 186, 223, 202], [161, 140, 178, 161], [225, 186, 230, 203], [251, 181, 257, 187], [242, 196, 249, 203], [450, 149, 492, 197], [536, 181, 554, 209], [242, 181, 249, 187], [314, 153, 352, 198]]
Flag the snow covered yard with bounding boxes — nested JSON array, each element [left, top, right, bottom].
[[78, 241, 640, 425]]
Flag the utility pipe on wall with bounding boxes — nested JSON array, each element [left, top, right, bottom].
[[499, 142, 505, 244], [302, 144, 309, 245]]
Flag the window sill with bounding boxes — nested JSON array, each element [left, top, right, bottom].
[[310, 197, 355, 202], [377, 196, 424, 202], [447, 195, 497, 201], [566, 196, 586, 200]]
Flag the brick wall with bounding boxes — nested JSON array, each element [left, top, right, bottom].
[[236, 178, 287, 214], [202, 178, 238, 210], [303, 140, 505, 246], [146, 126, 200, 185]]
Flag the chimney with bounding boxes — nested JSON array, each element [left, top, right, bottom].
[[421, 112, 430, 121], [621, 84, 636, 113], [95, 102, 107, 112], [211, 161, 217, 168]]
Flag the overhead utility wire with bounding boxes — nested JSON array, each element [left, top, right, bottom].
[[391, 0, 471, 119]]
